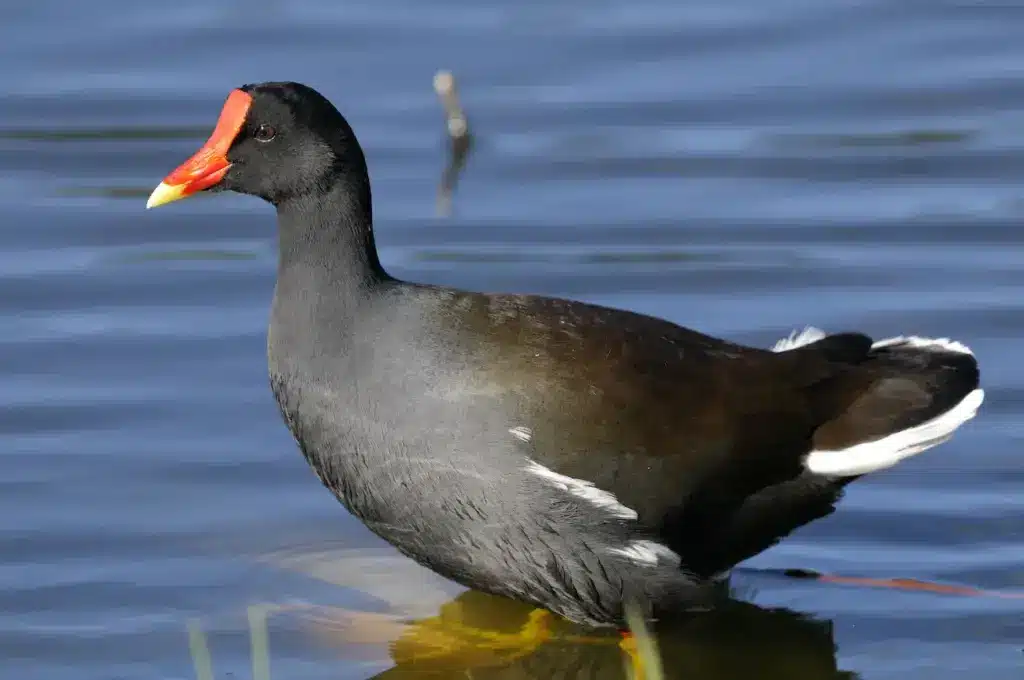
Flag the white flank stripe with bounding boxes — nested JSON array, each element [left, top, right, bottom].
[[805, 388, 985, 476], [525, 461, 638, 520], [509, 426, 532, 442], [609, 541, 681, 567]]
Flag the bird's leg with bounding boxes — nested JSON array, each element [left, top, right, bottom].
[[618, 631, 647, 679]]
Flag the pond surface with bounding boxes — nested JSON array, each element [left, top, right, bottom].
[[0, 1, 1020, 678]]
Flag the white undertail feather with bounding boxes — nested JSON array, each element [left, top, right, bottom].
[[525, 461, 639, 520], [869, 335, 974, 355], [772, 328, 983, 476], [806, 387, 984, 476], [772, 326, 827, 351], [773, 327, 976, 357]]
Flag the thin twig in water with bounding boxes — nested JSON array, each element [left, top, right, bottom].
[[434, 70, 474, 217]]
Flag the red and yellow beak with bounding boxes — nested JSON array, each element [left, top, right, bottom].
[[146, 89, 253, 209]]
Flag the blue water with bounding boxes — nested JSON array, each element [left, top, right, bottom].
[[0, 1, 1020, 678]]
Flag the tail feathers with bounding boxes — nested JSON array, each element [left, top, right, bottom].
[[801, 333, 983, 477], [805, 387, 983, 476], [772, 327, 874, 363], [772, 327, 828, 352], [871, 335, 974, 356], [772, 327, 983, 477]]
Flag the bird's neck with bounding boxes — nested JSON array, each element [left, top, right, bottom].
[[269, 179, 392, 364], [276, 174, 386, 282]]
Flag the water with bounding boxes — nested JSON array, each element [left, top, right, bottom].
[[0, 0, 1021, 678]]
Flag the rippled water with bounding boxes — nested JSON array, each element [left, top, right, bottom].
[[0, 1, 1021, 678]]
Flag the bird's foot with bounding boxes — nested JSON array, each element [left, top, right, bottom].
[[619, 631, 647, 679], [388, 605, 555, 667]]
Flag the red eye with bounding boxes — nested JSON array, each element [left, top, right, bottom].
[[254, 124, 276, 142]]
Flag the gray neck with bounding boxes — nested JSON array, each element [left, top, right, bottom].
[[268, 180, 391, 367]]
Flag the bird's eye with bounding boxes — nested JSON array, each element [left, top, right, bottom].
[[254, 124, 277, 142]]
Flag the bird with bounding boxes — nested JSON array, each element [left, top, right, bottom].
[[146, 82, 984, 632]]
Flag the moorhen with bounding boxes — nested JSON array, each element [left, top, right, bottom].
[[146, 82, 983, 629]]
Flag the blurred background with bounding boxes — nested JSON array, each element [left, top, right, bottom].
[[0, 0, 1021, 678]]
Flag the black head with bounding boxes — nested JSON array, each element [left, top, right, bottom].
[[147, 81, 369, 209]]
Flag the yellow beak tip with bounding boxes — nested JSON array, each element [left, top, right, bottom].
[[146, 182, 186, 210]]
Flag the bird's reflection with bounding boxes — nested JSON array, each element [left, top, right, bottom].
[[295, 587, 858, 680], [240, 545, 1018, 679]]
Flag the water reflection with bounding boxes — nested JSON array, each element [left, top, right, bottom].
[[277, 590, 856, 680], [192, 548, 859, 680], [201, 548, 1019, 678]]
